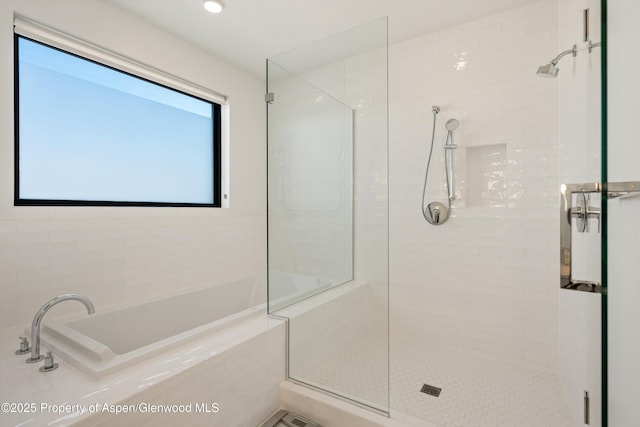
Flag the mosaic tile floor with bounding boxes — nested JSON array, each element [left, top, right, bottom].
[[302, 333, 572, 427]]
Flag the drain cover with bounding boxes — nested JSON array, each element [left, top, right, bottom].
[[420, 384, 442, 397]]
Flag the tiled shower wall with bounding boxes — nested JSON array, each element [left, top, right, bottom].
[[388, 0, 561, 370], [0, 0, 266, 328]]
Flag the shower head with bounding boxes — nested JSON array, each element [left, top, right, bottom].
[[445, 118, 459, 132], [536, 62, 559, 78], [536, 44, 577, 78]]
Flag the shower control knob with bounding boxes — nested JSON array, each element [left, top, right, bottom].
[[424, 201, 450, 225]]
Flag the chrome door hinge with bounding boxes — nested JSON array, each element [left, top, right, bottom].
[[584, 390, 590, 425], [265, 92, 274, 104]]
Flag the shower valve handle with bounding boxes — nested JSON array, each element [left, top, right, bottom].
[[570, 193, 600, 233]]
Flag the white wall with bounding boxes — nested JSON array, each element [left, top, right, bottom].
[[389, 0, 560, 370], [0, 0, 266, 328], [607, 0, 640, 425]]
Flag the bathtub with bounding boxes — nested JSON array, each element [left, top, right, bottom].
[[40, 278, 264, 378]]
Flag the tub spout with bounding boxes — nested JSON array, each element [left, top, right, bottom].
[[26, 294, 95, 364]]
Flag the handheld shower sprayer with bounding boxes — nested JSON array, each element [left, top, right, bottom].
[[422, 107, 460, 225], [443, 119, 459, 201], [445, 118, 459, 131]]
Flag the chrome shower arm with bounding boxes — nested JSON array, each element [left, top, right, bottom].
[[550, 44, 577, 65]]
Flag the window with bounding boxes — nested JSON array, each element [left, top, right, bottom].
[[14, 35, 222, 207]]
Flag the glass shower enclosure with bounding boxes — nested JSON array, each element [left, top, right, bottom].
[[266, 18, 389, 413]]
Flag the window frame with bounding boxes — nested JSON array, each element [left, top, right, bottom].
[[14, 34, 222, 208]]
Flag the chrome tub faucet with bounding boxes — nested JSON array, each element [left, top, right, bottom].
[[26, 294, 95, 364]]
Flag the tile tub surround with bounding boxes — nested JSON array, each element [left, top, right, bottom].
[[0, 314, 285, 427]]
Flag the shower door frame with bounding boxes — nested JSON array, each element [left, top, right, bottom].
[[600, 0, 608, 425]]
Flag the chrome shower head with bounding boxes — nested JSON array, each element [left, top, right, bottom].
[[445, 118, 459, 131], [536, 44, 577, 78], [536, 62, 559, 78]]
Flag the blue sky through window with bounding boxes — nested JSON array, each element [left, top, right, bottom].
[[17, 37, 216, 205]]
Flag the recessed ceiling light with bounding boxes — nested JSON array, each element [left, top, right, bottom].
[[203, 0, 223, 14]]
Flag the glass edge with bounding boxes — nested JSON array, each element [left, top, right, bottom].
[[600, 0, 608, 426]]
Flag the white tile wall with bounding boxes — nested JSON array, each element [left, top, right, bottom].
[[0, 0, 266, 329], [388, 0, 561, 371], [466, 144, 508, 208]]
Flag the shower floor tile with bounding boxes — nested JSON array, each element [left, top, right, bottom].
[[302, 333, 572, 427]]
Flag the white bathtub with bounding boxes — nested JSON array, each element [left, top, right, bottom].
[[40, 278, 264, 378]]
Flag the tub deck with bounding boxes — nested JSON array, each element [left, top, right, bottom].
[[0, 313, 284, 427]]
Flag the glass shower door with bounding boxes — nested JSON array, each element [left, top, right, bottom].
[[604, 0, 640, 426], [266, 61, 354, 312], [557, 2, 605, 425], [561, 1, 640, 426], [266, 18, 389, 414]]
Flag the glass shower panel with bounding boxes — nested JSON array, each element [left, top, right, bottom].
[[267, 18, 389, 414], [266, 61, 354, 312], [605, 1, 640, 425]]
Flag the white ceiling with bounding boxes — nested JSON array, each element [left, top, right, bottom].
[[105, 0, 539, 78]]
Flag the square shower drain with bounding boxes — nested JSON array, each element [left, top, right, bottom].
[[420, 383, 442, 397]]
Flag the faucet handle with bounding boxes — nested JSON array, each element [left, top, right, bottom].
[[15, 337, 30, 355], [39, 351, 58, 372]]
